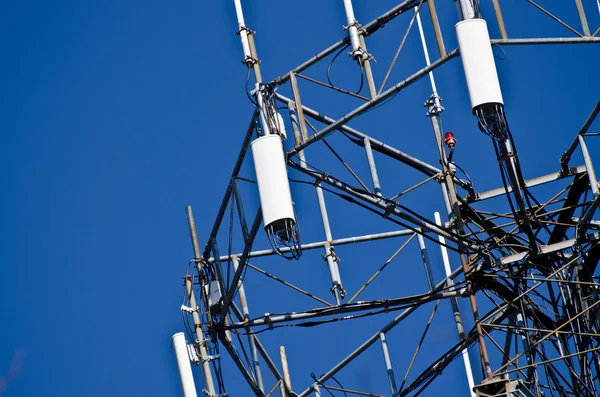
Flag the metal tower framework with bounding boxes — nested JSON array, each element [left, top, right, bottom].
[[177, 1, 600, 396]]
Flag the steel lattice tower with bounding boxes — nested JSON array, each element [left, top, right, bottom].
[[173, 1, 600, 396]]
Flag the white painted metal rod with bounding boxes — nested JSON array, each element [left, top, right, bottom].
[[172, 332, 199, 397]]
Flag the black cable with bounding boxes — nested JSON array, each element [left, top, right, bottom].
[[327, 43, 365, 95], [288, 157, 481, 248], [330, 376, 349, 397], [327, 45, 348, 86], [245, 68, 259, 107], [288, 172, 472, 254], [448, 161, 474, 188], [311, 373, 337, 397]]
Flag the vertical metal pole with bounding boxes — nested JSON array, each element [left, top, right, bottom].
[[430, 110, 461, 226], [574, 0, 591, 36], [417, 233, 435, 291], [342, 0, 363, 59], [290, 73, 309, 142], [415, 10, 439, 104], [418, 6, 492, 377], [233, 256, 264, 393], [235, 0, 263, 84], [461, 253, 493, 380], [185, 276, 216, 395], [434, 212, 476, 397], [233, 0, 252, 63], [579, 135, 599, 198], [364, 137, 382, 196], [427, 0, 446, 57], [439, 181, 453, 218], [317, 190, 344, 305], [256, 83, 272, 136], [173, 332, 199, 397], [247, 33, 263, 84], [186, 207, 217, 396], [415, 6, 459, 226], [379, 332, 398, 396], [492, 0, 508, 39], [288, 100, 343, 304], [280, 346, 292, 397], [359, 35, 377, 99], [342, 0, 376, 98], [456, 0, 475, 20], [313, 384, 321, 397]]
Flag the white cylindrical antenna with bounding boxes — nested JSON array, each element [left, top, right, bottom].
[[252, 134, 301, 259], [343, 0, 364, 60], [233, 0, 253, 65], [172, 332, 198, 397], [455, 19, 504, 112]]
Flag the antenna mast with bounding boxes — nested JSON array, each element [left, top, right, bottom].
[[174, 1, 600, 396]]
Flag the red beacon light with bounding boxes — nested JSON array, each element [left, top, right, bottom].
[[444, 131, 457, 148]]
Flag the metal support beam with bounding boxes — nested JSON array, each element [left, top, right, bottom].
[[288, 49, 459, 156], [275, 93, 463, 184], [288, 160, 481, 252], [434, 212, 475, 397], [185, 207, 217, 396], [467, 166, 587, 203], [427, 0, 446, 57], [296, 265, 465, 397], [220, 209, 263, 323], [574, 0, 591, 36], [203, 111, 259, 259], [364, 137, 382, 196], [233, 257, 264, 392], [491, 37, 600, 45], [359, 35, 377, 99], [561, 102, 600, 171], [492, 0, 508, 39], [289, 72, 308, 142], [228, 290, 463, 329], [272, 0, 422, 86], [209, 228, 414, 262], [379, 332, 398, 396]]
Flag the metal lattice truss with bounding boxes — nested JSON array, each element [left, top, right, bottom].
[[180, 1, 600, 396]]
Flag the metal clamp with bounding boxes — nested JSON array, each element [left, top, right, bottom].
[[264, 313, 273, 329], [322, 247, 341, 263], [181, 305, 198, 313], [425, 94, 444, 116]]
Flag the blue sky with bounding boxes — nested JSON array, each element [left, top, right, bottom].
[[1, 1, 599, 396]]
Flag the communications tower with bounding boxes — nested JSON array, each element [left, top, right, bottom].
[[173, 1, 600, 396]]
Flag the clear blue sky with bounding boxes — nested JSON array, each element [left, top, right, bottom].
[[1, 1, 599, 396]]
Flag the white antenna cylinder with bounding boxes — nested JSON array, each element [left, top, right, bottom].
[[234, 0, 253, 64], [252, 134, 296, 228], [172, 332, 198, 397], [455, 19, 503, 112]]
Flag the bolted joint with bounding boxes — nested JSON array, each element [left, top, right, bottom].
[[181, 304, 198, 313], [322, 247, 341, 263], [330, 283, 347, 299], [241, 55, 259, 67], [425, 94, 444, 116], [236, 25, 255, 36]]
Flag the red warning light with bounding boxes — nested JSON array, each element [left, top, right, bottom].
[[444, 131, 456, 148]]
